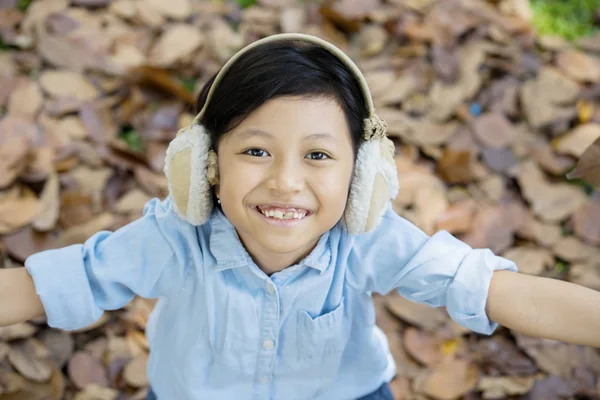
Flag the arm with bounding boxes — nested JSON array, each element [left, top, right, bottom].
[[0, 267, 45, 326], [487, 270, 600, 348], [13, 197, 193, 331]]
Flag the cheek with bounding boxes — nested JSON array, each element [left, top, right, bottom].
[[217, 158, 262, 199], [312, 164, 354, 207]]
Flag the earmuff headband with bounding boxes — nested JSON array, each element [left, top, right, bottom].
[[192, 33, 376, 125]]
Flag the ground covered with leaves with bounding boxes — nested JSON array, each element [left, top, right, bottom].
[[1, 0, 600, 399]]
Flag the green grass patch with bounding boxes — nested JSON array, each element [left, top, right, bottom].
[[17, 0, 34, 12], [180, 78, 196, 93], [530, 0, 598, 41], [235, 0, 257, 8], [119, 128, 144, 153]]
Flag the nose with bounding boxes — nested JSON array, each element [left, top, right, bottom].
[[267, 156, 304, 195]]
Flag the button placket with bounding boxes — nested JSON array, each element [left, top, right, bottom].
[[253, 279, 280, 399]]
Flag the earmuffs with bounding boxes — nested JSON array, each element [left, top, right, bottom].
[[163, 33, 398, 235]]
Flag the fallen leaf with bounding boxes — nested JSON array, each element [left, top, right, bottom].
[[67, 352, 109, 390], [472, 112, 516, 148], [0, 185, 40, 234], [144, 0, 191, 20], [477, 375, 536, 399], [516, 214, 561, 248], [22, 147, 54, 182], [528, 375, 576, 400], [0, 323, 38, 341], [553, 236, 598, 263], [421, 357, 480, 400], [115, 189, 152, 214], [435, 199, 476, 234], [572, 192, 600, 245], [7, 79, 43, 119], [59, 190, 95, 228], [39, 70, 99, 101], [567, 135, 600, 186], [403, 328, 442, 367], [556, 49, 600, 83], [519, 80, 577, 130], [73, 384, 119, 400], [31, 172, 60, 232], [123, 353, 149, 387], [134, 166, 168, 197], [0, 120, 31, 188], [385, 294, 448, 332], [478, 336, 538, 376], [502, 246, 553, 275], [2, 226, 58, 262], [553, 123, 600, 158], [482, 147, 517, 173], [79, 102, 118, 145], [149, 24, 204, 67], [461, 204, 515, 254], [38, 329, 75, 370], [436, 148, 475, 184], [569, 263, 600, 291], [58, 213, 114, 247], [8, 339, 54, 383]]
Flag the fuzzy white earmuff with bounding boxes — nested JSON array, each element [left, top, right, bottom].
[[163, 33, 398, 234]]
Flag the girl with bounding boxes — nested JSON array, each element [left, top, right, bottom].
[[1, 33, 600, 400]]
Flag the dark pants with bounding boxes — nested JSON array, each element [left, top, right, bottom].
[[146, 382, 394, 400]]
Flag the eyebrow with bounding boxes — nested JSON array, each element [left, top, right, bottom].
[[236, 129, 336, 142]]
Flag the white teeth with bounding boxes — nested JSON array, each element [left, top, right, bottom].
[[259, 207, 307, 220]]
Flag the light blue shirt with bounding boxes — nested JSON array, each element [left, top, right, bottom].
[[25, 197, 517, 400]]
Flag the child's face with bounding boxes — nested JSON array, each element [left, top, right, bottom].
[[216, 96, 355, 266]]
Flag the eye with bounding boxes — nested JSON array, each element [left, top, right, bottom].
[[306, 151, 330, 161], [243, 148, 269, 157]]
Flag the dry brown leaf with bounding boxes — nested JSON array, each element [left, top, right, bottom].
[[421, 357, 480, 400], [482, 147, 517, 173], [553, 123, 600, 158], [553, 236, 598, 262], [123, 353, 149, 387], [20, 0, 69, 35], [516, 214, 561, 248], [428, 41, 486, 121], [8, 339, 54, 383], [68, 351, 109, 390], [479, 174, 506, 202], [73, 384, 119, 400], [473, 113, 516, 148], [436, 148, 475, 184], [461, 204, 515, 254], [556, 49, 600, 83], [59, 190, 95, 228], [134, 166, 168, 197], [39, 70, 99, 101], [144, 0, 191, 20], [0, 121, 31, 188], [514, 334, 580, 377], [385, 294, 448, 332], [31, 172, 60, 232], [2, 226, 58, 262], [79, 102, 118, 145], [0, 322, 38, 341], [567, 135, 600, 186], [435, 199, 476, 234], [477, 376, 536, 399], [58, 213, 114, 247], [58, 116, 88, 140], [38, 329, 75, 370], [149, 24, 204, 66], [519, 80, 577, 130], [0, 185, 40, 234], [7, 79, 43, 119], [69, 165, 113, 210], [22, 147, 54, 182], [569, 263, 600, 291], [502, 246, 554, 275], [517, 161, 587, 222], [115, 189, 152, 214], [572, 193, 600, 245], [403, 328, 442, 367]]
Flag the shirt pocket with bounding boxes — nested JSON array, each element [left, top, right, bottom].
[[296, 297, 350, 366]]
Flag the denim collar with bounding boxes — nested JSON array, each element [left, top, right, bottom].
[[207, 208, 332, 273]]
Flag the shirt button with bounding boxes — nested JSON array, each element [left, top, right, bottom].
[[259, 376, 268, 384], [265, 282, 275, 294], [263, 339, 274, 350]]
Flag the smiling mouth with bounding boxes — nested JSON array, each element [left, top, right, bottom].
[[254, 205, 311, 221]]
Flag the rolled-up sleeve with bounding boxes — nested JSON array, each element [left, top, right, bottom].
[[348, 205, 518, 335], [25, 197, 193, 331]]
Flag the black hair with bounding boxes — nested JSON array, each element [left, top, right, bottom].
[[195, 40, 368, 156]]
